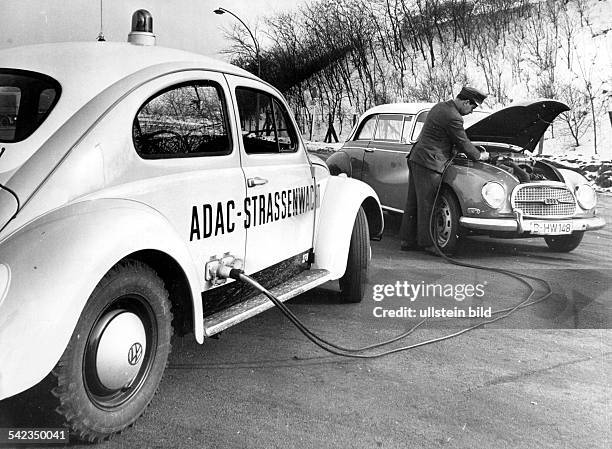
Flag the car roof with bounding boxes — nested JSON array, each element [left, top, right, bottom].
[[0, 42, 264, 160], [0, 41, 252, 82], [360, 102, 436, 116], [0, 41, 256, 96]]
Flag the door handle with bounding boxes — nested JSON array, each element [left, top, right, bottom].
[[365, 148, 375, 153], [247, 177, 269, 187]]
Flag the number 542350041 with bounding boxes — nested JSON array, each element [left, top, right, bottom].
[[1, 428, 69, 444]]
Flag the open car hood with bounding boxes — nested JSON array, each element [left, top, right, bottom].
[[466, 99, 570, 152]]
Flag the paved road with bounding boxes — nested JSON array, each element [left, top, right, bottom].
[[2, 197, 611, 449]]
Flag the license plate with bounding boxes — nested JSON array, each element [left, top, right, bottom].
[[530, 221, 573, 235]]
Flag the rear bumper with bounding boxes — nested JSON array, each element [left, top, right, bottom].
[[459, 214, 606, 234]]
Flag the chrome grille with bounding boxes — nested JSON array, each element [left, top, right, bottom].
[[512, 185, 575, 217]]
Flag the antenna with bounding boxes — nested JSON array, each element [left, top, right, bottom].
[[96, 0, 106, 41]]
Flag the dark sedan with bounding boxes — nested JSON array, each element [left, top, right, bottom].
[[326, 100, 605, 253]]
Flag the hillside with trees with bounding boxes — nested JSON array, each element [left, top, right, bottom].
[[221, 0, 612, 162]]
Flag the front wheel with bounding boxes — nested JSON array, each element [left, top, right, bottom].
[[544, 231, 584, 252], [339, 207, 370, 303], [50, 261, 173, 442], [433, 190, 462, 255]]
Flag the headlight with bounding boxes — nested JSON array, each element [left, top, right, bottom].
[[0, 263, 10, 305], [481, 182, 506, 209], [575, 184, 597, 210]]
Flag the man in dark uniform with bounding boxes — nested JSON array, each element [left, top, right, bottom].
[[399, 86, 489, 253]]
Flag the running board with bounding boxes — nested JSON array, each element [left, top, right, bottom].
[[202, 269, 331, 337]]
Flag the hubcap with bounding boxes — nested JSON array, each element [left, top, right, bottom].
[[83, 296, 157, 409], [94, 311, 147, 390], [436, 197, 452, 247]]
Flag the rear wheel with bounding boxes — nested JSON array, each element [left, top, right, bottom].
[[50, 261, 172, 442], [433, 190, 461, 255], [339, 207, 370, 303], [544, 231, 584, 252]]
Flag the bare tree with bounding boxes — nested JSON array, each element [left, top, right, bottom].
[[560, 0, 603, 154], [218, 22, 262, 76], [379, 0, 409, 91], [219, 0, 606, 149], [470, 28, 509, 104], [516, 1, 564, 99], [574, 60, 605, 154], [557, 83, 592, 147]]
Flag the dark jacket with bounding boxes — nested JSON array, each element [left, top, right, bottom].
[[409, 100, 481, 173]]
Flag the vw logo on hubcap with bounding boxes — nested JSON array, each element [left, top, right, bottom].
[[127, 342, 143, 366]]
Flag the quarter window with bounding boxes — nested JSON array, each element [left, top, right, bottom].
[[235, 88, 298, 154], [411, 111, 428, 142], [273, 98, 296, 152], [133, 82, 230, 158], [400, 115, 414, 143]]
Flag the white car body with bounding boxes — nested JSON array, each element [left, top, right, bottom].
[[0, 15, 383, 437]]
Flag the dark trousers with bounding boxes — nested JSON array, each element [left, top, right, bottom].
[[399, 160, 442, 247]]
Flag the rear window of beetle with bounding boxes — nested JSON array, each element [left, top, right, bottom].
[[0, 69, 61, 142]]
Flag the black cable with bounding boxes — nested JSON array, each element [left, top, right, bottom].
[[427, 154, 553, 314], [219, 151, 555, 360], [230, 270, 550, 359], [231, 270, 424, 352]]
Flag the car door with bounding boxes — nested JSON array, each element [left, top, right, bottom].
[[226, 74, 315, 274], [344, 113, 378, 180], [361, 113, 415, 212], [115, 71, 246, 290]]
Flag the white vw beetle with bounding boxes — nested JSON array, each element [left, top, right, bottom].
[[0, 11, 383, 442]]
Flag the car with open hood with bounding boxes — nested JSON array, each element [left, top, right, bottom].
[[0, 10, 383, 443], [326, 100, 605, 253]]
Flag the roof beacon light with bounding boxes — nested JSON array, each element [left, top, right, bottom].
[[128, 10, 155, 46]]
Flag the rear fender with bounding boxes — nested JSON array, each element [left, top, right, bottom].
[[0, 199, 200, 400], [313, 175, 383, 278]]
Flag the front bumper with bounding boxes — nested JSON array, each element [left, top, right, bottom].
[[459, 214, 606, 234]]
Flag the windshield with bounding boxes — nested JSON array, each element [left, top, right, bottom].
[[0, 69, 61, 143]]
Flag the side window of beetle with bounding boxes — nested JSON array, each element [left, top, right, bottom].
[[235, 87, 298, 154], [133, 82, 231, 158]]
